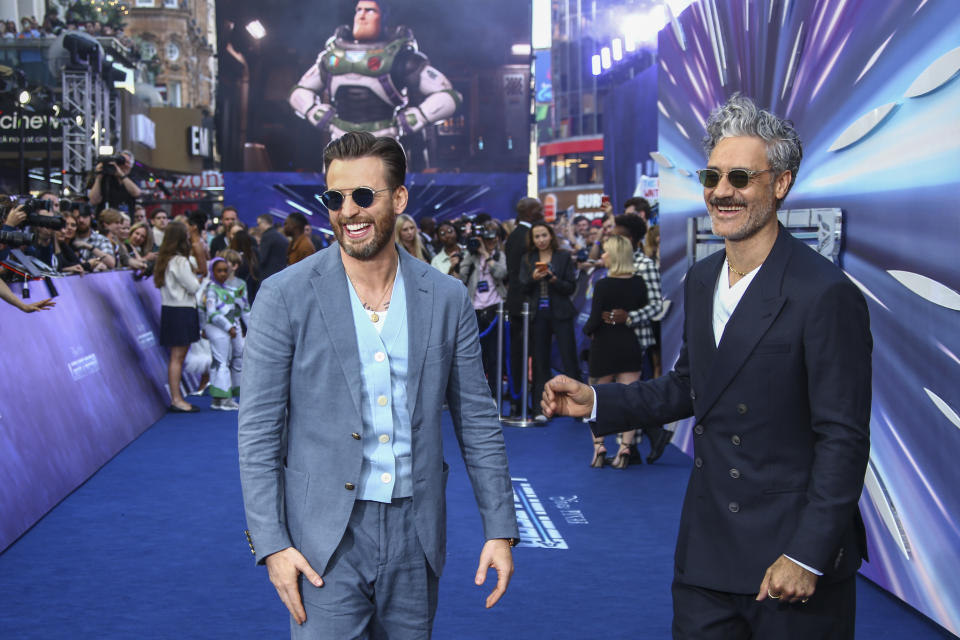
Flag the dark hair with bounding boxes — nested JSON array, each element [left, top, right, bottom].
[[256, 214, 273, 226], [515, 197, 543, 224], [573, 215, 588, 225], [436, 221, 459, 243], [153, 221, 191, 288], [323, 131, 406, 191], [230, 228, 260, 279], [187, 210, 207, 230], [149, 208, 169, 221], [623, 197, 651, 217], [286, 211, 307, 231], [614, 213, 647, 249], [526, 222, 558, 253]]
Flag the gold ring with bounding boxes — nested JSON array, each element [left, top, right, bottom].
[[767, 589, 780, 599]]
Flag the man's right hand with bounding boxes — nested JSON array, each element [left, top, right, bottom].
[[264, 547, 323, 625], [541, 375, 594, 419]]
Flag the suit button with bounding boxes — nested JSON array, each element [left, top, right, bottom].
[[694, 457, 703, 468], [381, 472, 392, 484], [377, 395, 388, 406], [344, 482, 355, 490], [737, 403, 748, 415], [379, 434, 390, 444], [731, 435, 741, 446], [728, 502, 740, 513], [694, 424, 704, 435], [729, 468, 741, 479], [351, 432, 361, 440], [374, 351, 386, 362]]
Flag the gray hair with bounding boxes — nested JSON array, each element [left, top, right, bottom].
[[702, 93, 802, 207]]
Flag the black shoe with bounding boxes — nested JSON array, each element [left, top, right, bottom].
[[169, 404, 200, 413], [628, 442, 644, 464], [646, 428, 672, 464]]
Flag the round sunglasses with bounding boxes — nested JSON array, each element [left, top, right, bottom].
[[696, 168, 774, 189], [320, 187, 391, 211]]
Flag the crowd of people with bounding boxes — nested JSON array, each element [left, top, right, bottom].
[[385, 194, 669, 468]]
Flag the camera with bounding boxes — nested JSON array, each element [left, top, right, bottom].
[[467, 226, 497, 255], [466, 236, 482, 255], [0, 229, 36, 247], [21, 197, 57, 215], [60, 200, 94, 217], [97, 154, 127, 176]]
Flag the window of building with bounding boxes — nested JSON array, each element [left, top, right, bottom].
[[135, 0, 154, 7], [164, 0, 179, 8], [168, 82, 182, 107], [165, 42, 180, 62]]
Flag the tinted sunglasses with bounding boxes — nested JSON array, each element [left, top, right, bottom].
[[320, 187, 391, 210], [696, 168, 774, 189]]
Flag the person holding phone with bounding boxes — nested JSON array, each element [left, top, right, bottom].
[[518, 222, 581, 423]]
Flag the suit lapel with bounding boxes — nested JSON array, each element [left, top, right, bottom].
[[401, 249, 434, 417], [310, 245, 364, 418], [696, 227, 792, 417]]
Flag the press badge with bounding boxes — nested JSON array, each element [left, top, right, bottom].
[[476, 280, 490, 293]]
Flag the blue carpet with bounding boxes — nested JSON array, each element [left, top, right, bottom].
[[0, 403, 954, 638]]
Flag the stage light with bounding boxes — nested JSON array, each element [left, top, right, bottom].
[[52, 103, 61, 117], [591, 55, 602, 76], [511, 44, 532, 57], [612, 38, 623, 61], [75, 114, 84, 127], [601, 47, 612, 70], [18, 90, 31, 106], [246, 20, 266, 40], [624, 35, 637, 53]]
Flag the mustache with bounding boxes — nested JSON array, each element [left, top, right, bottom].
[[710, 197, 747, 207]]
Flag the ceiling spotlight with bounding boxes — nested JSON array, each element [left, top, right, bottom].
[[52, 103, 62, 117], [245, 20, 266, 40], [18, 90, 31, 106], [591, 54, 602, 76], [75, 114, 84, 127], [511, 43, 532, 57], [601, 47, 612, 70]]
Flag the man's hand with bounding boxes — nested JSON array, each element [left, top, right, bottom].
[[265, 547, 323, 625], [541, 375, 594, 419], [475, 539, 514, 609], [5, 205, 27, 228], [756, 555, 818, 604], [229, 327, 238, 339]]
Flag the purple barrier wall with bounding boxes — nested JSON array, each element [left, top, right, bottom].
[[0, 272, 170, 551], [653, 0, 960, 634]]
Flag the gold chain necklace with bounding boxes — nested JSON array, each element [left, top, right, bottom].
[[347, 272, 395, 323], [726, 258, 750, 278]]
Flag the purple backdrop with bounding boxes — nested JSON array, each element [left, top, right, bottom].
[[0, 272, 170, 551], [653, 0, 960, 634]]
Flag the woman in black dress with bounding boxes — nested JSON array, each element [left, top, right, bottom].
[[582, 235, 648, 468]]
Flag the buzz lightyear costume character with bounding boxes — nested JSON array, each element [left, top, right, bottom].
[[288, 0, 461, 140], [201, 258, 252, 410]]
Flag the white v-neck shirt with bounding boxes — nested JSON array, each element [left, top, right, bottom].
[[712, 258, 761, 347]]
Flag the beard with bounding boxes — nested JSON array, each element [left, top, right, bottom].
[[708, 184, 777, 242], [333, 209, 396, 260]]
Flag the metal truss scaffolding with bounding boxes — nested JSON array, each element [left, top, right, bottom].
[[61, 69, 121, 196]]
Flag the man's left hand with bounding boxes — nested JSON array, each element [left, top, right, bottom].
[[756, 555, 818, 604], [474, 538, 514, 609]]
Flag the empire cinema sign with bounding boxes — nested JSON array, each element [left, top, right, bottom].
[[0, 113, 63, 149]]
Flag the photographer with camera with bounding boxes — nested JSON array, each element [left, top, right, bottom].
[[458, 220, 508, 397], [70, 203, 116, 270], [87, 150, 141, 214]]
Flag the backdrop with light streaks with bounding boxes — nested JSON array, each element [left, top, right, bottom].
[[652, 0, 960, 634]]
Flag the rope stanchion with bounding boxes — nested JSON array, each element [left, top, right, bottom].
[[495, 301, 504, 417], [501, 301, 541, 428]]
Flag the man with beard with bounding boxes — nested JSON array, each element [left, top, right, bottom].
[[210, 206, 239, 256], [239, 131, 518, 638], [71, 204, 116, 269], [542, 94, 871, 639]]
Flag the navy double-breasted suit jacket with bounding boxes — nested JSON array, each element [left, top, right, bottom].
[[595, 226, 872, 593]]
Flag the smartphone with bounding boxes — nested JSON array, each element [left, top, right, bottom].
[[535, 261, 548, 272]]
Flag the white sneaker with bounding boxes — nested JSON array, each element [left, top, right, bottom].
[[220, 398, 240, 411]]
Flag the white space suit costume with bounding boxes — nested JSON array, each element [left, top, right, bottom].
[[201, 278, 251, 405], [289, 25, 461, 139]]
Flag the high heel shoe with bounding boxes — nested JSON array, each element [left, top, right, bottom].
[[590, 442, 607, 468], [610, 444, 632, 469]]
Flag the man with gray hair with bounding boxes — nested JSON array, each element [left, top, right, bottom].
[[541, 94, 872, 638]]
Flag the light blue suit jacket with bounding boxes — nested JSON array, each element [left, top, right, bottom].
[[238, 244, 519, 577]]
